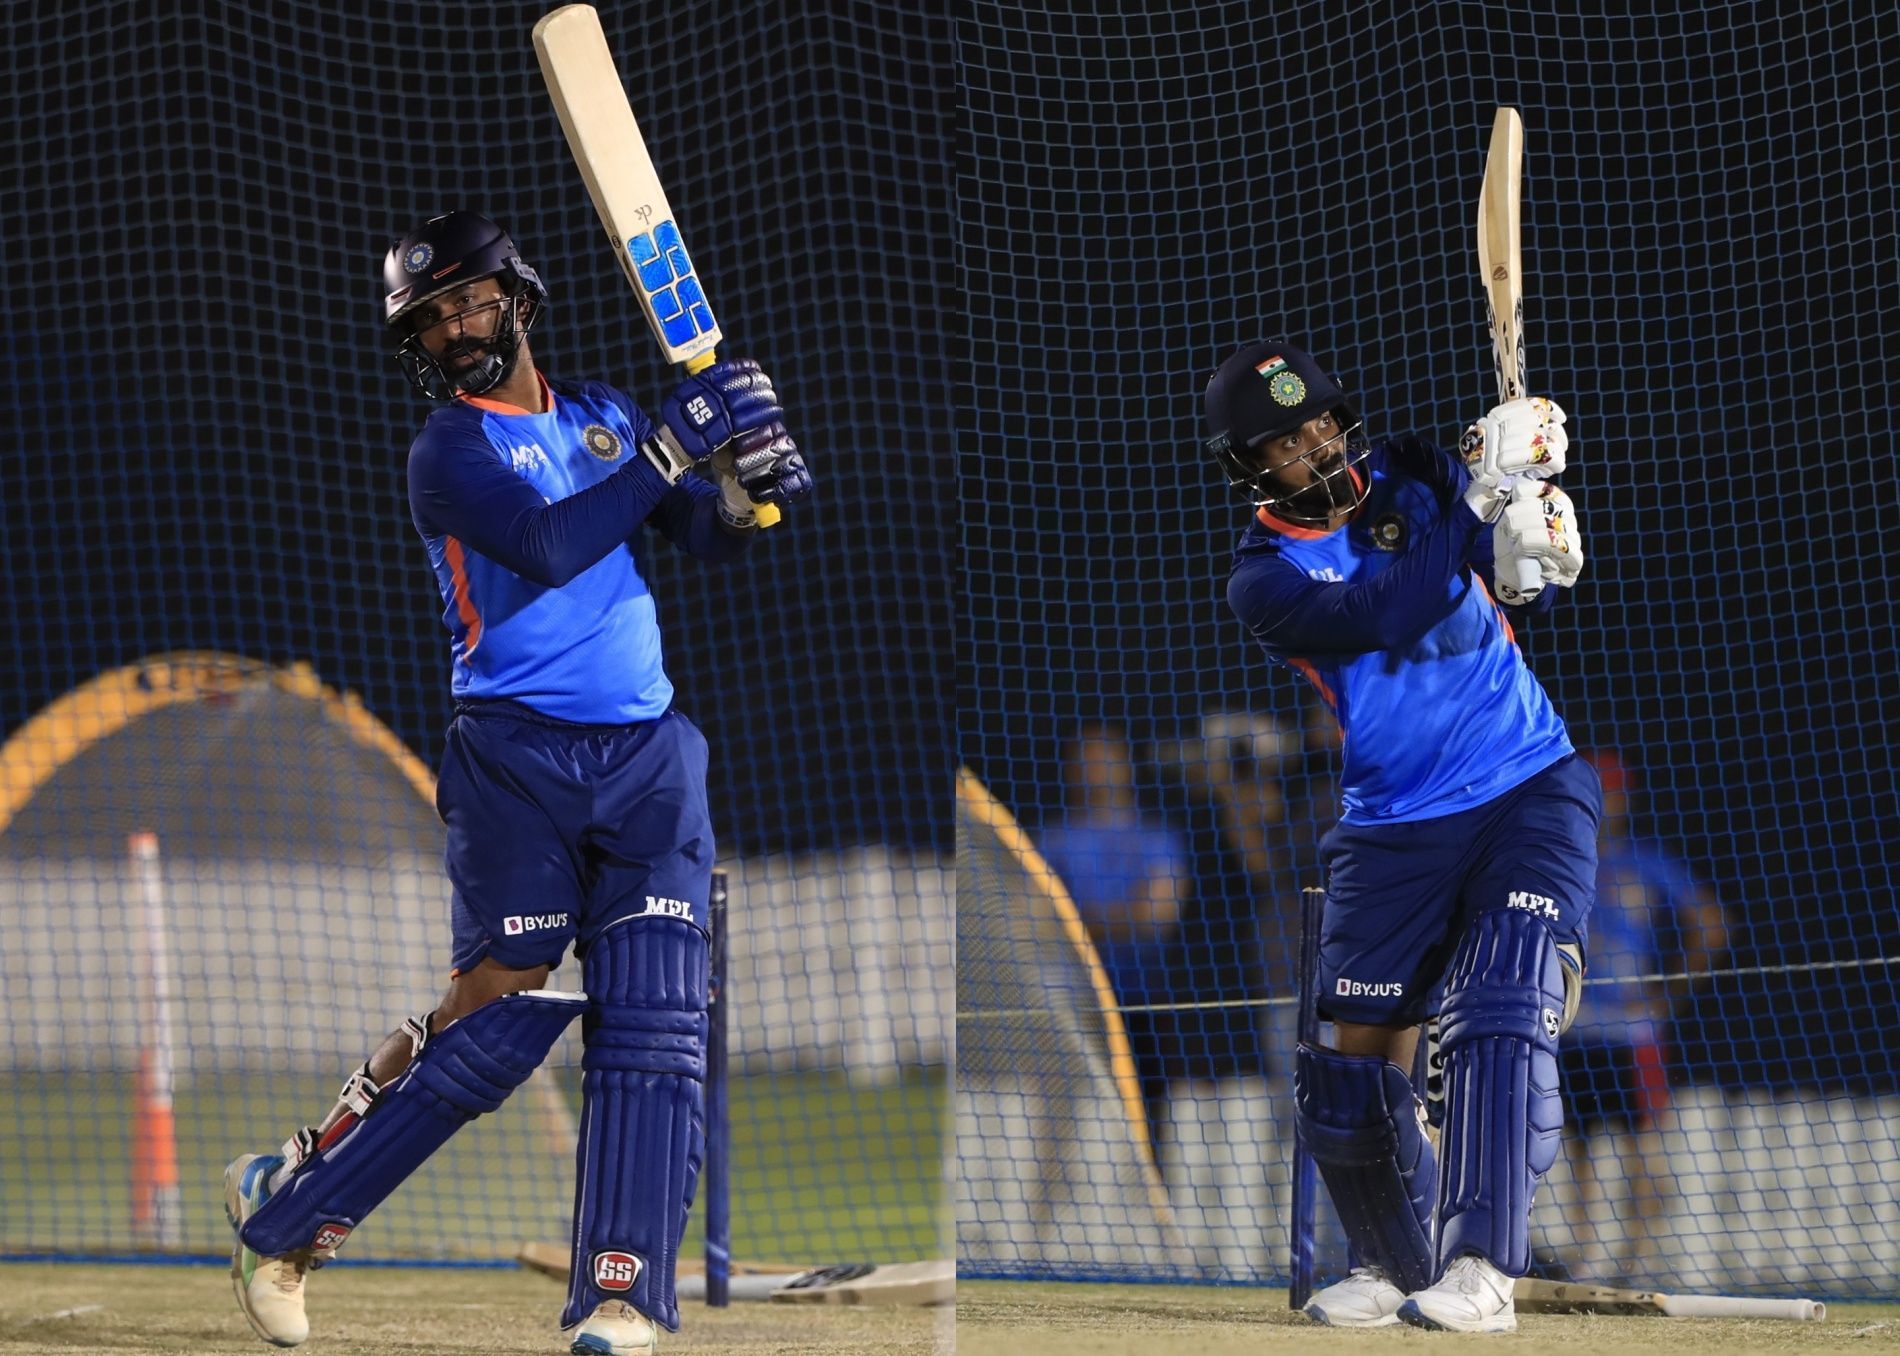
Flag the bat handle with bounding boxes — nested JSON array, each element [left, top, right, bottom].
[[684, 349, 782, 528], [1515, 557, 1543, 597]]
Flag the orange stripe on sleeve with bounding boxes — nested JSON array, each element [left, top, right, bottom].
[[1473, 573, 1515, 646], [443, 536, 483, 657], [1287, 657, 1337, 709]]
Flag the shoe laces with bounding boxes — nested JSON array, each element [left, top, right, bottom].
[[1346, 1265, 1391, 1287], [1445, 1255, 1499, 1296], [271, 1252, 309, 1294]]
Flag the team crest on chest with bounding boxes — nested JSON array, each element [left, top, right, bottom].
[[1371, 513, 1407, 551], [581, 424, 623, 461]]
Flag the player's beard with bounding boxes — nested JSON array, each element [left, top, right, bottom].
[[1279, 454, 1354, 524], [445, 330, 521, 395]]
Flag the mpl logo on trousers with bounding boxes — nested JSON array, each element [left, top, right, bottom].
[[594, 1250, 645, 1292], [502, 912, 570, 935]]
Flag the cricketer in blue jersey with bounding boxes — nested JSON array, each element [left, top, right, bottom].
[[1209, 341, 1598, 1333], [222, 212, 811, 1356]]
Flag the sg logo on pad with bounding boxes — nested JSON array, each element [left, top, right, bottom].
[[594, 1250, 645, 1291]]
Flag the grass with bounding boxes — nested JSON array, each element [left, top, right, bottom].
[[956, 1280, 1900, 1354], [0, 1263, 949, 1355], [0, 1069, 944, 1265]]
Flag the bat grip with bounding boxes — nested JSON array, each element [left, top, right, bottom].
[[683, 349, 781, 528], [1514, 557, 1542, 597]]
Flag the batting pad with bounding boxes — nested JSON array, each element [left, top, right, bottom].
[[240, 990, 584, 1258], [562, 913, 709, 1333], [1295, 1045, 1437, 1294], [1434, 908, 1568, 1277]]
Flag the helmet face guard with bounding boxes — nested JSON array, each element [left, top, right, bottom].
[[393, 284, 540, 401], [1209, 414, 1371, 516], [1204, 340, 1372, 521], [384, 212, 549, 400]]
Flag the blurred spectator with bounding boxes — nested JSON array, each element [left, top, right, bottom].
[[1560, 747, 1731, 1280], [1036, 722, 1192, 1140], [1140, 706, 1292, 1078]]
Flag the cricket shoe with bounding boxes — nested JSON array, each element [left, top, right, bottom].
[[224, 1152, 311, 1348], [1398, 1253, 1517, 1332], [1302, 1265, 1405, 1327], [569, 1300, 658, 1355]]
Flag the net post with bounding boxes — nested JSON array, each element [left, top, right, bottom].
[[1288, 884, 1324, 1309], [704, 868, 730, 1307]]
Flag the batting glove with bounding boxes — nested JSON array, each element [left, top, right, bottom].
[[1493, 480, 1584, 603], [711, 430, 811, 528], [1459, 396, 1569, 520], [639, 357, 787, 486]]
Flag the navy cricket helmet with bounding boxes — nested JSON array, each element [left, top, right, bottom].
[[383, 212, 548, 400], [1203, 340, 1370, 517]]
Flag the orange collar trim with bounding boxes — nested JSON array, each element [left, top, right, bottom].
[[1255, 506, 1339, 539], [456, 369, 552, 416]]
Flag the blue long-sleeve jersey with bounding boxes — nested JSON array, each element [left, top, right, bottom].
[[1226, 436, 1573, 824], [406, 371, 748, 723]]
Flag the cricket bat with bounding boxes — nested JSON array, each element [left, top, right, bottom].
[[533, 3, 780, 527], [1475, 106, 1539, 595], [516, 1242, 953, 1307], [1514, 1277, 1826, 1323]]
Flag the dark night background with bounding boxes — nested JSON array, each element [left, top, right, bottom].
[[1, 1, 953, 856], [959, 1, 1900, 1091]]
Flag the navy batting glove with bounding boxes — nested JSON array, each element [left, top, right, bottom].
[[722, 426, 812, 506], [660, 358, 784, 462]]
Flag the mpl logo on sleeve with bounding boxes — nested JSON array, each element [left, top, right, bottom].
[[593, 1250, 645, 1292]]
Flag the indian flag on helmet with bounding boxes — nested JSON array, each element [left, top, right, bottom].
[[1255, 354, 1307, 407]]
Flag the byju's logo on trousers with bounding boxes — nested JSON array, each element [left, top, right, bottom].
[[1335, 977, 1404, 998], [502, 912, 570, 935]]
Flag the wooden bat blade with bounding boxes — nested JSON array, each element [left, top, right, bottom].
[[1477, 106, 1525, 401], [533, 3, 722, 369], [1514, 1277, 1663, 1315], [770, 1260, 955, 1307], [516, 1244, 952, 1307], [1515, 1278, 1826, 1322]]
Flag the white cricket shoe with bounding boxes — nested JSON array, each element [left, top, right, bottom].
[[224, 1153, 310, 1348], [1303, 1265, 1405, 1327], [1398, 1253, 1518, 1332], [569, 1300, 658, 1355]]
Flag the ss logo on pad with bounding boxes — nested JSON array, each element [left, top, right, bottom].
[[594, 1250, 644, 1291]]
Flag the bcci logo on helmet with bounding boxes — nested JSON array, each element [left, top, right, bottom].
[[402, 242, 434, 274], [593, 1250, 645, 1292]]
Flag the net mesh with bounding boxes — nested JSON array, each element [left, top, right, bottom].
[[958, 0, 1900, 1297], [1, 1, 950, 1264]]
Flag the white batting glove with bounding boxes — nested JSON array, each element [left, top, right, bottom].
[[1493, 480, 1584, 604], [1459, 396, 1569, 520]]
